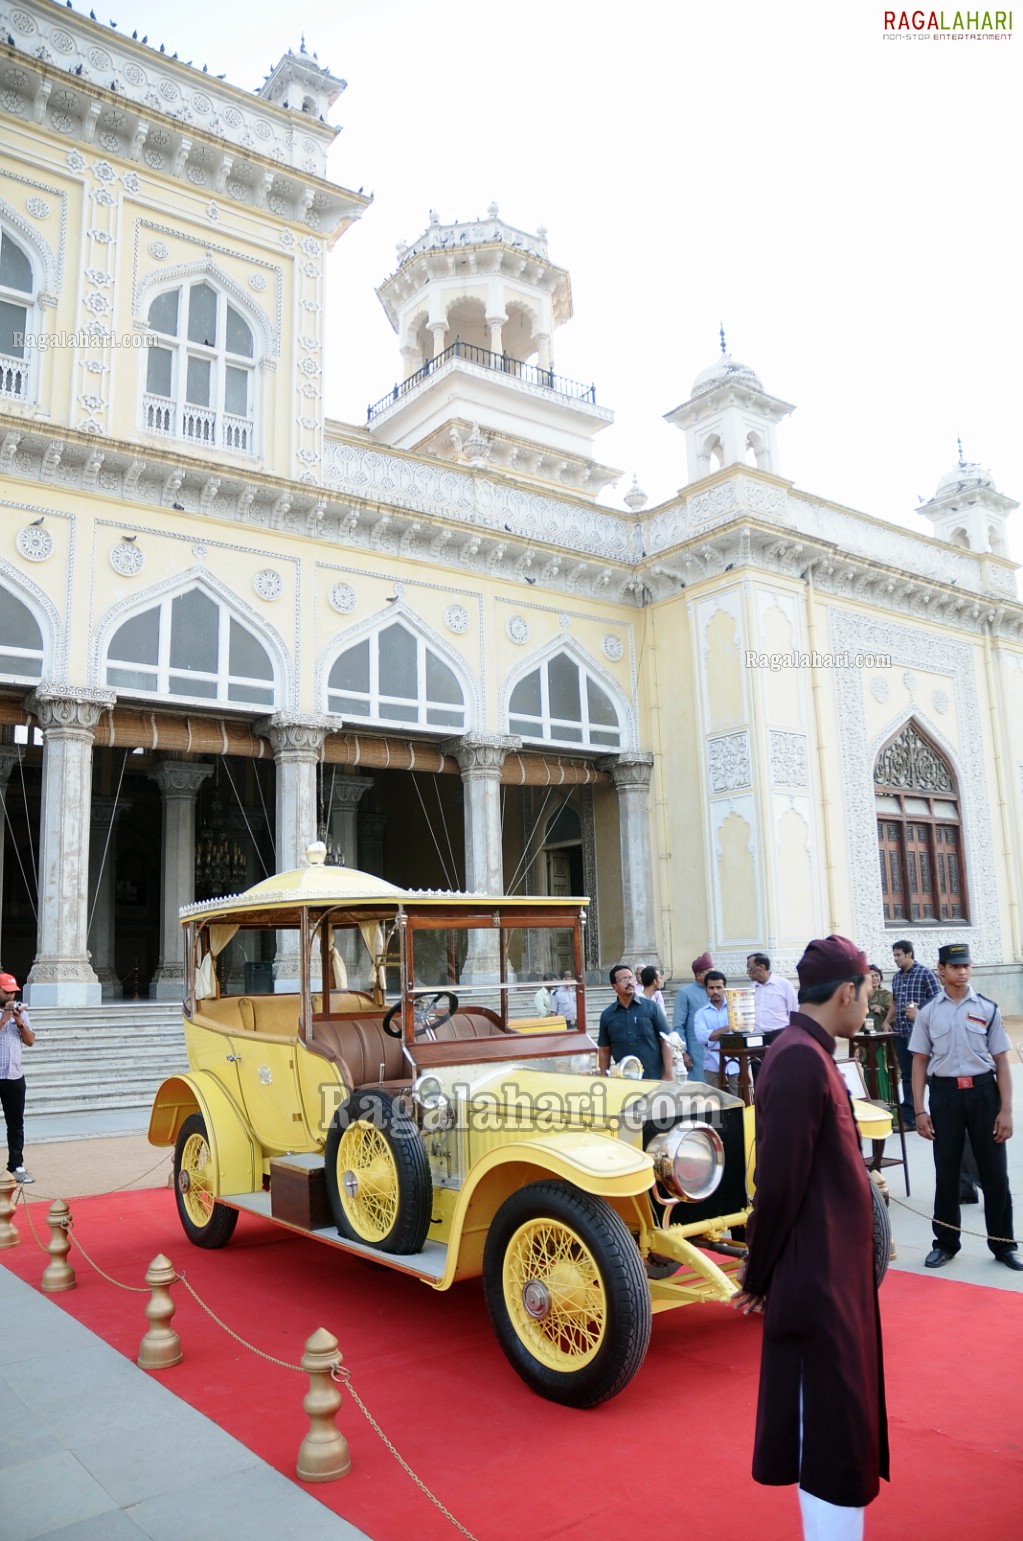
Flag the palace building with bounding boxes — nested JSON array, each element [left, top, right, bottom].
[[3, 0, 1023, 1008]]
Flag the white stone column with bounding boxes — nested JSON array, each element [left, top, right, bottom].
[[444, 734, 521, 982], [327, 774, 374, 869], [487, 314, 507, 355], [148, 760, 213, 1000], [600, 751, 660, 968], [429, 320, 447, 361], [23, 686, 115, 1006], [88, 794, 131, 998], [444, 734, 521, 894], [256, 715, 330, 988]]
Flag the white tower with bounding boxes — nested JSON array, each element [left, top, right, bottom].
[[367, 205, 619, 498], [917, 442, 1018, 556], [664, 330, 794, 484]]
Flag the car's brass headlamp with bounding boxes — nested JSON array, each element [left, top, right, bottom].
[[646, 1122, 725, 1203]]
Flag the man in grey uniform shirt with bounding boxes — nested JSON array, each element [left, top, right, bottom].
[[910, 942, 1021, 1271]]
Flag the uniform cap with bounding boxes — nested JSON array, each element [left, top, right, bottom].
[[0, 973, 19, 993], [796, 935, 868, 990], [937, 943, 972, 966]]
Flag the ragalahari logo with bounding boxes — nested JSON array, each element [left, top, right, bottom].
[[883, 9, 1013, 37]]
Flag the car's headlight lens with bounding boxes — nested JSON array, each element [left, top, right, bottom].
[[412, 1074, 449, 1114], [647, 1122, 725, 1202]]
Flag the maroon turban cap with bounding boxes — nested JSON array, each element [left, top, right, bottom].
[[796, 935, 868, 990], [691, 952, 713, 975]]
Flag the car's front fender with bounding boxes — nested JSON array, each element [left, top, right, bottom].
[[434, 1132, 654, 1287], [148, 1073, 260, 1197]]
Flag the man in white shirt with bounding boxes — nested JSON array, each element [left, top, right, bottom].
[[747, 953, 798, 1041], [693, 971, 739, 1096]]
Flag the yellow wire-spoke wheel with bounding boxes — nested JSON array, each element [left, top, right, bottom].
[[172, 1112, 238, 1249], [504, 1217, 608, 1370], [483, 1180, 652, 1407], [324, 1090, 432, 1255], [179, 1130, 216, 1228], [337, 1122, 400, 1244]]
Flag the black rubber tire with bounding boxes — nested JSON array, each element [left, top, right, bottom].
[[173, 1112, 239, 1249], [482, 1180, 652, 1407], [324, 1089, 432, 1254], [871, 1175, 892, 1289]]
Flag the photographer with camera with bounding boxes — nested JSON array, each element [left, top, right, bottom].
[[0, 972, 35, 1184]]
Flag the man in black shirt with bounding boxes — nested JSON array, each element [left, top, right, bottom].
[[597, 964, 673, 1081]]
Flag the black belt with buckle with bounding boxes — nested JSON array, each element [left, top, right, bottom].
[[931, 1071, 994, 1087]]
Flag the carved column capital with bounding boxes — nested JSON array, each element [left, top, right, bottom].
[[442, 733, 522, 780], [598, 750, 655, 791], [148, 759, 214, 799], [329, 774, 374, 808], [90, 795, 131, 825], [25, 684, 116, 738], [255, 713, 332, 760]]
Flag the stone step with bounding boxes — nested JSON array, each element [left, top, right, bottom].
[[18, 1004, 190, 1122]]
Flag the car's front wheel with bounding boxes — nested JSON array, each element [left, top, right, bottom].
[[173, 1112, 239, 1249], [483, 1180, 652, 1407]]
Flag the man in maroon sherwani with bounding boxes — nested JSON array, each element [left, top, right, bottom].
[[733, 935, 889, 1541]]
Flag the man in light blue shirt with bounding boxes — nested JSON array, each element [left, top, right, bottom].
[[672, 951, 712, 1080], [693, 971, 739, 1096]]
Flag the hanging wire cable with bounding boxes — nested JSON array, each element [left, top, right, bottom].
[[408, 770, 454, 889], [87, 749, 129, 939], [505, 784, 558, 894], [432, 774, 460, 890], [248, 755, 277, 869], [0, 778, 37, 921], [221, 756, 271, 877], [508, 789, 579, 895], [15, 741, 37, 896]]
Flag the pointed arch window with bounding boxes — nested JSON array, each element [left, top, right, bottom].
[[0, 229, 35, 403], [509, 653, 622, 749], [326, 620, 466, 730], [105, 588, 276, 707], [143, 280, 257, 452], [875, 722, 967, 924], [0, 582, 44, 680]]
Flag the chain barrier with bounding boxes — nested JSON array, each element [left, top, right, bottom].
[[172, 1271, 302, 1372], [22, 1153, 174, 1204], [12, 1186, 49, 1252], [62, 1215, 148, 1292], [885, 1191, 1018, 1248], [331, 1363, 480, 1541]]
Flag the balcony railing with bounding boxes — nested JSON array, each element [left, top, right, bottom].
[[144, 393, 253, 454], [367, 338, 597, 422], [0, 351, 29, 402]]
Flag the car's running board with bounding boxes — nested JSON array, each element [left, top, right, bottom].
[[220, 1190, 450, 1280]]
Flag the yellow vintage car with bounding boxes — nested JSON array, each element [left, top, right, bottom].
[[149, 843, 890, 1407]]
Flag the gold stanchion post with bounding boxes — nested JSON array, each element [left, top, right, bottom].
[[138, 1253, 182, 1370], [0, 1172, 19, 1249], [296, 1328, 351, 1482], [41, 1199, 76, 1291]]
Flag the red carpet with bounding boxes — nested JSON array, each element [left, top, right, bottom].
[[4, 1189, 1022, 1541]]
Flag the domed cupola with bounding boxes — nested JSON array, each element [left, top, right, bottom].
[[664, 327, 794, 485], [918, 439, 1017, 556]]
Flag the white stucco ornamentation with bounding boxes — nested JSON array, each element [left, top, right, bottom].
[[25, 196, 50, 218], [507, 615, 530, 645], [253, 568, 284, 601], [932, 689, 949, 714], [328, 582, 357, 614], [249, 273, 267, 291], [16, 525, 53, 562], [708, 732, 751, 792], [871, 677, 890, 704], [603, 634, 623, 661], [769, 730, 808, 787], [830, 606, 1002, 964], [445, 604, 470, 634], [109, 541, 144, 576]]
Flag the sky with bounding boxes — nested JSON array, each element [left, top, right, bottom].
[[58, 0, 1022, 549]]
